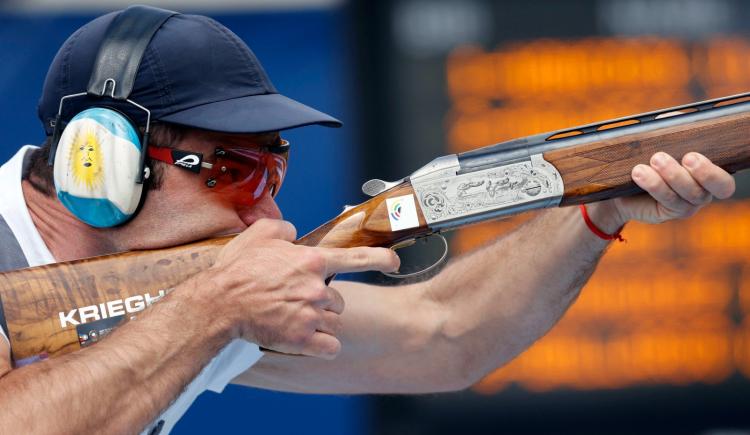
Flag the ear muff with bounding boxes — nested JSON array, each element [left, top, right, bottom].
[[53, 108, 144, 228], [46, 6, 176, 228]]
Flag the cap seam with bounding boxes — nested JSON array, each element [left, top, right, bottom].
[[203, 17, 253, 72], [143, 43, 175, 114], [60, 27, 86, 96], [43, 26, 86, 133], [203, 17, 274, 93]]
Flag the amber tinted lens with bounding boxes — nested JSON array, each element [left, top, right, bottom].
[[207, 144, 289, 205], [269, 152, 288, 196]]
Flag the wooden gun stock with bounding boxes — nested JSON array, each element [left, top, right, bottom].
[[0, 237, 229, 364], [1, 93, 749, 364]]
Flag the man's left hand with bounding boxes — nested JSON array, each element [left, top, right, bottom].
[[611, 151, 736, 225]]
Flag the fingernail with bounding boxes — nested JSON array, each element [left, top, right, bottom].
[[652, 153, 666, 167], [683, 153, 697, 168], [632, 166, 644, 180]]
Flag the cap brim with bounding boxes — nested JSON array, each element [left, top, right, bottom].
[[157, 93, 342, 133]]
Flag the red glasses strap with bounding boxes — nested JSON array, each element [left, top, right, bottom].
[[148, 146, 207, 174], [147, 146, 175, 164]]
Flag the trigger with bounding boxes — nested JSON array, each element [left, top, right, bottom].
[[383, 233, 449, 279]]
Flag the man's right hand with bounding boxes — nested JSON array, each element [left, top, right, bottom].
[[205, 219, 400, 359]]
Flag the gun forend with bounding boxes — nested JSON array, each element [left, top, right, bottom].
[[397, 91, 750, 232]]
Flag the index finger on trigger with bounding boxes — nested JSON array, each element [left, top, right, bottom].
[[322, 247, 401, 275]]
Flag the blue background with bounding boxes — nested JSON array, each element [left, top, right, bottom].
[[0, 8, 370, 435]]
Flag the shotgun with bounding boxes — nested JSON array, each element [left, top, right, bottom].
[[2, 92, 750, 365]]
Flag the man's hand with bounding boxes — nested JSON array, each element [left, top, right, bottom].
[[207, 219, 400, 359], [590, 152, 736, 229]]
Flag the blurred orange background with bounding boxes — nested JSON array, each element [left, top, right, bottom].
[[445, 36, 750, 394]]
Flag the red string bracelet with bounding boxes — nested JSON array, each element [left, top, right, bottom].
[[579, 204, 625, 242]]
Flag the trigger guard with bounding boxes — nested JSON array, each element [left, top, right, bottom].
[[383, 233, 448, 279]]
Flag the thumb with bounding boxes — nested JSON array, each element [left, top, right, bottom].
[[613, 195, 664, 224], [241, 219, 297, 242]]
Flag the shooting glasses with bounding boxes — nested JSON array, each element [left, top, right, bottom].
[[147, 139, 290, 207]]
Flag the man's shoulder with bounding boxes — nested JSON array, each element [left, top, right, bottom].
[[0, 145, 39, 272], [0, 214, 29, 273]]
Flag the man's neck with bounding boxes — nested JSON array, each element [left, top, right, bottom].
[[21, 180, 120, 262]]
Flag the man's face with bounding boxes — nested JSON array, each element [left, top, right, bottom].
[[118, 129, 285, 249]]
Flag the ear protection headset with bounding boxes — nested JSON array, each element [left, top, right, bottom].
[[47, 5, 178, 228]]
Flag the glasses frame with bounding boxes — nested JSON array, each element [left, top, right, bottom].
[[147, 138, 290, 206]]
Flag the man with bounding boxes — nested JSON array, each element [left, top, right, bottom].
[[0, 7, 736, 435]]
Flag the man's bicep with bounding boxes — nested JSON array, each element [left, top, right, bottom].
[[231, 280, 448, 394]]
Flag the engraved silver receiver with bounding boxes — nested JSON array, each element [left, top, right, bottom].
[[364, 151, 564, 279], [410, 153, 564, 232]]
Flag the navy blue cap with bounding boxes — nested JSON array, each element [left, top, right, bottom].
[[38, 10, 342, 136]]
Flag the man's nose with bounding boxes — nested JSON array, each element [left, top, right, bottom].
[[259, 194, 283, 220]]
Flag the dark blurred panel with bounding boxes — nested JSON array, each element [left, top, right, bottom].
[[376, 381, 750, 435], [352, 0, 750, 434]]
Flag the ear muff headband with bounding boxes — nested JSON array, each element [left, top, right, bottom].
[[48, 6, 178, 227], [87, 5, 177, 100]]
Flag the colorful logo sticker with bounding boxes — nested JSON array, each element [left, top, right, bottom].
[[386, 194, 419, 231], [390, 201, 402, 221]]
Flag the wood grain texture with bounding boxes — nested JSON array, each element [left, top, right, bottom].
[[297, 182, 430, 248], [544, 111, 750, 205], [0, 237, 230, 363], [0, 182, 428, 363]]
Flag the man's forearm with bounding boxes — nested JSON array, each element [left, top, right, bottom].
[[241, 202, 622, 394], [421, 202, 621, 385], [0, 273, 231, 434]]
